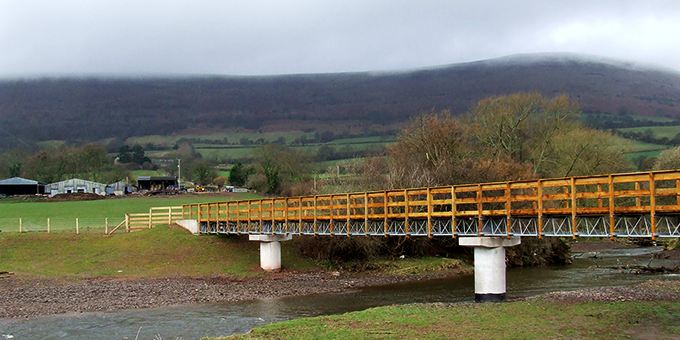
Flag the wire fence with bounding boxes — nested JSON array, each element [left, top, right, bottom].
[[0, 217, 125, 234]]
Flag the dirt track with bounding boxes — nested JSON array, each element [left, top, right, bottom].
[[0, 268, 470, 319]]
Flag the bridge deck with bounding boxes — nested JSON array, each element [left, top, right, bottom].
[[183, 170, 680, 239]]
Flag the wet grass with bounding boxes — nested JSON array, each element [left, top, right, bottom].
[[221, 300, 680, 339], [0, 226, 317, 278]]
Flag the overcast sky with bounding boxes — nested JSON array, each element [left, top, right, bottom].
[[1, 0, 679, 77]]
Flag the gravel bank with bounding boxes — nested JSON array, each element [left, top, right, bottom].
[[537, 279, 680, 303], [0, 268, 470, 319]]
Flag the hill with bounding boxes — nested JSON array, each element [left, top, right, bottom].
[[1, 53, 680, 147]]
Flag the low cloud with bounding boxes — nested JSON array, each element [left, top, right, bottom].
[[1, 0, 679, 77]]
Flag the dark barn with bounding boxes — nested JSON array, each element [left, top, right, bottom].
[[0, 177, 45, 196], [137, 176, 178, 191]]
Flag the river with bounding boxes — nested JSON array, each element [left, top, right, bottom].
[[1, 247, 677, 340]]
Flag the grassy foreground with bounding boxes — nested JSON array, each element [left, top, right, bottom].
[[0, 226, 316, 278], [221, 300, 680, 339], [0, 226, 463, 278]]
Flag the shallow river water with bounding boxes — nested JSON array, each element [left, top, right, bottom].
[[1, 247, 678, 339]]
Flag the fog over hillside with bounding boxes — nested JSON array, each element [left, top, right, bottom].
[[1, 53, 680, 147]]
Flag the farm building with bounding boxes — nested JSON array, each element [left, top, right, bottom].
[[46, 178, 107, 197], [0, 177, 45, 196], [106, 180, 136, 196], [137, 176, 178, 191]]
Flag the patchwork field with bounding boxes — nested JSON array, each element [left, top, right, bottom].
[[624, 139, 670, 159], [125, 129, 394, 163], [619, 124, 680, 139], [126, 130, 314, 148]]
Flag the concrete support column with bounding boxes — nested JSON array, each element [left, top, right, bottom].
[[459, 236, 521, 302], [249, 234, 293, 271], [175, 219, 199, 234]]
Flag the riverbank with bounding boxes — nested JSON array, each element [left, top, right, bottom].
[[0, 225, 473, 319], [0, 265, 471, 319], [221, 280, 680, 339]]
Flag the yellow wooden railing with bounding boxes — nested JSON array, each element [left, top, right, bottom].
[[178, 170, 680, 239]]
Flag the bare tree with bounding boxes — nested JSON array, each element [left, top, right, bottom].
[[467, 92, 581, 175], [250, 144, 310, 195], [654, 146, 680, 170]]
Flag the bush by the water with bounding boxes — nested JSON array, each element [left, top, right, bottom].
[[293, 236, 571, 268]]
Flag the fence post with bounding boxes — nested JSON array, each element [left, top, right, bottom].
[[105, 217, 108, 234], [148, 208, 152, 229], [19, 218, 22, 233], [76, 218, 79, 234], [168, 207, 172, 225], [126, 214, 130, 232], [47, 218, 51, 233]]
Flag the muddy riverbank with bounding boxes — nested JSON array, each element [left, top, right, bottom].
[[0, 267, 471, 319], [537, 279, 680, 303], [2, 242, 677, 321], [2, 248, 678, 340]]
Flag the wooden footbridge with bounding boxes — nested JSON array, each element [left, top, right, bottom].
[[181, 170, 680, 240]]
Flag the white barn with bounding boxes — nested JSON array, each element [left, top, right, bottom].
[[46, 178, 107, 197]]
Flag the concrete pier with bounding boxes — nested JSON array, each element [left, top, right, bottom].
[[175, 219, 200, 234], [249, 234, 293, 271], [459, 236, 521, 302]]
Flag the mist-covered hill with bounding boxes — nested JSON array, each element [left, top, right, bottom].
[[1, 53, 680, 146]]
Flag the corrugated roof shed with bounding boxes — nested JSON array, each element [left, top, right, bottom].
[[47, 178, 106, 187], [0, 177, 39, 185]]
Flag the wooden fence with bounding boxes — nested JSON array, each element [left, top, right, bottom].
[[0, 217, 125, 234], [123, 206, 183, 232], [0, 206, 183, 235]]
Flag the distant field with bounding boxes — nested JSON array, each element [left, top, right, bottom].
[[217, 169, 231, 179], [129, 169, 167, 179], [126, 130, 313, 147], [327, 135, 395, 144], [122, 128, 394, 162], [148, 137, 393, 162], [612, 133, 669, 161], [316, 158, 365, 168], [0, 193, 258, 232], [584, 112, 679, 123], [619, 125, 680, 139], [35, 140, 67, 148]]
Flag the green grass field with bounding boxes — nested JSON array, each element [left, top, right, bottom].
[[194, 138, 391, 162], [129, 169, 168, 179], [623, 139, 670, 160], [0, 226, 462, 278], [0, 193, 258, 232], [223, 300, 680, 339], [619, 125, 680, 139], [130, 129, 393, 162], [0, 226, 316, 278], [126, 130, 313, 148]]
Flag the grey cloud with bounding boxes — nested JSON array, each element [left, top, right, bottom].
[[1, 0, 679, 77]]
